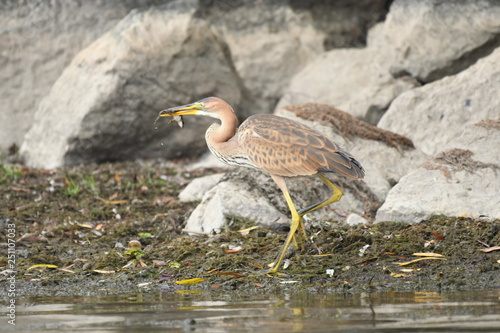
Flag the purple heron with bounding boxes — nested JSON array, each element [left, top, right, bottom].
[[158, 97, 364, 274]]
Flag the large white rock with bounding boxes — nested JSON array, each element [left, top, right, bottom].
[[183, 178, 289, 234], [376, 46, 500, 222], [179, 173, 225, 202], [378, 47, 500, 156], [20, 7, 248, 169], [376, 122, 500, 222]]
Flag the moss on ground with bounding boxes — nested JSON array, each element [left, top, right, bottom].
[[0, 160, 499, 299]]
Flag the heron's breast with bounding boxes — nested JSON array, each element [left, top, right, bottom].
[[207, 142, 259, 169]]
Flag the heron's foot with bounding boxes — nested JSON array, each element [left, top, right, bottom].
[[258, 263, 288, 276]]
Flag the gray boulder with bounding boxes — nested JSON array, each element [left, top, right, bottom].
[[20, 7, 249, 169], [277, 0, 500, 124], [376, 121, 500, 222], [207, 0, 389, 113], [3, 0, 389, 157], [381, 0, 500, 82], [376, 47, 500, 222], [0, 0, 165, 154], [277, 47, 418, 124], [378, 47, 500, 156]]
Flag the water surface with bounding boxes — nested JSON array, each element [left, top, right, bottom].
[[5, 289, 500, 332]]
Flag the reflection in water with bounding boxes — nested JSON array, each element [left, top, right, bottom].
[[5, 290, 500, 332]]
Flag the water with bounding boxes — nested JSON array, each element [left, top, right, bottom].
[[4, 290, 500, 332]]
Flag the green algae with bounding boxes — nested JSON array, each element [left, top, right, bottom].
[[0, 160, 498, 300]]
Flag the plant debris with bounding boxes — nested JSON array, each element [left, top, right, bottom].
[[0, 159, 499, 299]]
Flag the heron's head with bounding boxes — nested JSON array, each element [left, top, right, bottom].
[[158, 97, 231, 120]]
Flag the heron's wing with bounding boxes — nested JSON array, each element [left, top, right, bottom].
[[238, 114, 364, 179]]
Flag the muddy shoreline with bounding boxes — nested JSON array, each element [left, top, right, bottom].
[[1, 160, 499, 300]]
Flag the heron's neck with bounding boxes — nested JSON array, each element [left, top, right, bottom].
[[204, 107, 257, 168], [205, 111, 239, 164], [205, 109, 238, 145]]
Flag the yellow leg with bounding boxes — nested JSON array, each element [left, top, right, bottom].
[[267, 189, 301, 274], [298, 174, 343, 217], [290, 218, 307, 252], [267, 175, 305, 274], [291, 232, 300, 249], [266, 173, 343, 274], [291, 220, 307, 251]]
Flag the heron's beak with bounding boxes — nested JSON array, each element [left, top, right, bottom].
[[158, 102, 204, 117]]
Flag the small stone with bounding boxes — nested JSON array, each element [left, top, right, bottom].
[[128, 240, 141, 248], [346, 213, 368, 226]]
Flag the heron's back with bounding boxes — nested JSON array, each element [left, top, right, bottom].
[[237, 114, 364, 179]]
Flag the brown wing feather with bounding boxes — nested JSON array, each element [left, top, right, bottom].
[[238, 114, 364, 179]]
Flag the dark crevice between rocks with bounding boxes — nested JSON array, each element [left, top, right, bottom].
[[391, 33, 500, 84], [289, 0, 392, 49], [424, 33, 500, 83]]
